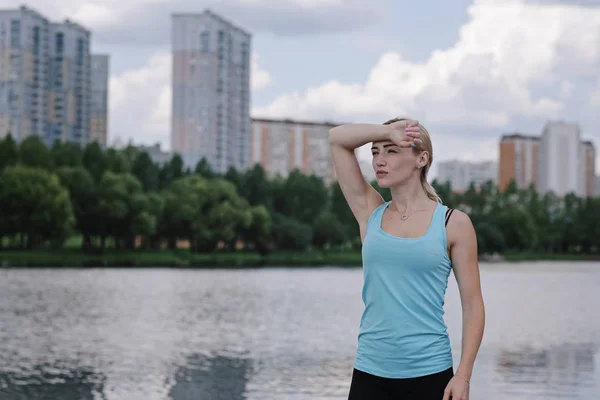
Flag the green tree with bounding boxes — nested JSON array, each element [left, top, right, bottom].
[[20, 136, 53, 169], [158, 154, 185, 189], [96, 172, 152, 250], [56, 166, 99, 251], [51, 141, 83, 168], [159, 175, 251, 252], [271, 212, 313, 251], [131, 151, 160, 192], [312, 210, 347, 248], [105, 148, 129, 174], [0, 134, 19, 171], [83, 142, 108, 182], [273, 170, 328, 226], [0, 166, 74, 248], [330, 182, 357, 232], [240, 164, 272, 208], [194, 158, 217, 178], [239, 205, 272, 254]]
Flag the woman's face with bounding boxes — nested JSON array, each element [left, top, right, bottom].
[[371, 140, 421, 188]]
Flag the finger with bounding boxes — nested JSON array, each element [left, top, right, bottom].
[[442, 388, 451, 400], [408, 119, 419, 127]]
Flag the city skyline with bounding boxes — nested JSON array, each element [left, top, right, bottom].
[[0, 5, 109, 146], [1, 1, 600, 179], [5, 0, 598, 175]]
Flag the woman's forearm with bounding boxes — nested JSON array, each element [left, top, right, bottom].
[[329, 123, 392, 150], [456, 297, 485, 380]]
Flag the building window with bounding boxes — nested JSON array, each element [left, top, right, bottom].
[[10, 20, 20, 48], [200, 31, 209, 53], [55, 33, 64, 54], [76, 38, 85, 66], [33, 26, 40, 55]]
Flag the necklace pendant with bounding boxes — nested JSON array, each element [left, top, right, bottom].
[[400, 215, 408, 221]]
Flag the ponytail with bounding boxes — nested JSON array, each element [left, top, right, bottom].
[[421, 172, 442, 203]]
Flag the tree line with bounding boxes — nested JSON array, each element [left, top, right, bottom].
[[0, 134, 598, 255]]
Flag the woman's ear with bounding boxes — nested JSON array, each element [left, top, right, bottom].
[[418, 151, 429, 168]]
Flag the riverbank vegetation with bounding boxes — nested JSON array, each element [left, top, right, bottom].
[[1, 135, 598, 266]]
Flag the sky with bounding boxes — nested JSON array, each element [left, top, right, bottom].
[[4, 0, 600, 177]]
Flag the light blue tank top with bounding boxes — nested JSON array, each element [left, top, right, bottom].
[[354, 200, 453, 378]]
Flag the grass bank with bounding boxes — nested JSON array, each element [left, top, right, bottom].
[[0, 249, 364, 268], [0, 250, 598, 268]]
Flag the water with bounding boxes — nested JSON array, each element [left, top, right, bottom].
[[0, 262, 598, 400]]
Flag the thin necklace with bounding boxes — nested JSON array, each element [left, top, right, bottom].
[[392, 205, 434, 221]]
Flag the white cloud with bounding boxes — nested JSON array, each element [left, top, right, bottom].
[[108, 51, 272, 149], [109, 52, 171, 148], [251, 53, 273, 91], [253, 0, 600, 164], [4, 0, 386, 44]]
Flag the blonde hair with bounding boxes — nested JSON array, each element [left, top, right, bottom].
[[382, 117, 442, 203]]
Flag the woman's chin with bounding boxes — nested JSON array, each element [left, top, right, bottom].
[[376, 178, 391, 188]]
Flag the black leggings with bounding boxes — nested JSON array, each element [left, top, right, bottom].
[[348, 367, 454, 400]]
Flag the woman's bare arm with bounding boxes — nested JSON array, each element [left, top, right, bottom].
[[447, 210, 485, 383]]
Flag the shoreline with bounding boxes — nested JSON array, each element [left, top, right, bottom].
[[1, 250, 599, 268]]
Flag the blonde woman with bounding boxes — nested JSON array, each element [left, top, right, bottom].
[[329, 118, 485, 400]]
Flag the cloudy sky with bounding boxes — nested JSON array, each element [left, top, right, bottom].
[[5, 0, 600, 176]]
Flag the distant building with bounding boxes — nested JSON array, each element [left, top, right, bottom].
[[48, 18, 91, 146], [137, 143, 172, 166], [0, 6, 50, 142], [171, 10, 251, 173], [0, 6, 92, 146], [436, 160, 497, 192], [538, 121, 583, 197], [582, 141, 596, 197], [90, 54, 109, 145], [498, 133, 539, 191], [250, 117, 340, 184]]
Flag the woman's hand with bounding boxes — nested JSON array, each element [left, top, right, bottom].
[[442, 375, 470, 400], [388, 119, 422, 148]]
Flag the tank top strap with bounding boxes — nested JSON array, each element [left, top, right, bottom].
[[432, 202, 448, 230], [366, 201, 390, 233], [430, 202, 449, 249]]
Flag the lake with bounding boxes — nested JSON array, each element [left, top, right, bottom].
[[0, 262, 599, 399]]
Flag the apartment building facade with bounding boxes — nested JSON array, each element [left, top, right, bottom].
[[498, 133, 539, 191], [0, 6, 92, 146], [90, 54, 109, 145], [436, 160, 497, 192], [251, 117, 338, 184], [171, 10, 251, 173]]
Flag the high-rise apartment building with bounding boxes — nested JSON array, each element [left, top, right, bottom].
[[0, 6, 92, 146], [251, 118, 338, 184], [582, 140, 596, 197], [0, 6, 50, 141], [538, 121, 583, 197], [90, 54, 109, 145], [498, 133, 539, 191], [171, 10, 251, 173], [436, 160, 497, 192], [49, 19, 91, 146]]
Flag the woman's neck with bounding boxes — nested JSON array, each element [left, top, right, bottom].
[[389, 178, 435, 213]]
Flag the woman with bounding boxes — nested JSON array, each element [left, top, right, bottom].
[[329, 118, 485, 400]]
